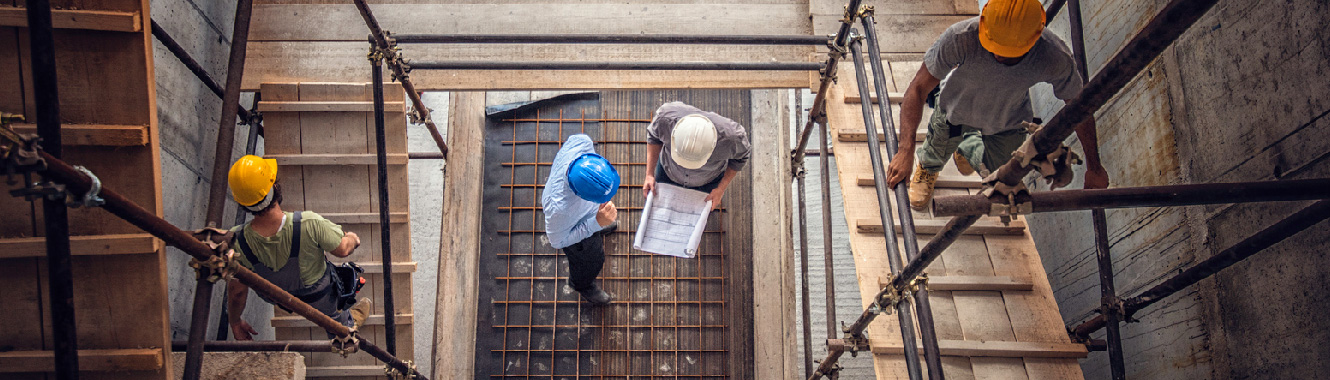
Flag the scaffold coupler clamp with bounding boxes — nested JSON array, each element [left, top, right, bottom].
[[384, 360, 417, 380], [1011, 121, 1082, 189], [332, 332, 361, 357], [1, 119, 47, 181], [979, 174, 1032, 223], [63, 165, 105, 208], [1103, 296, 1138, 323], [190, 227, 239, 282], [813, 358, 844, 377], [855, 4, 875, 18]]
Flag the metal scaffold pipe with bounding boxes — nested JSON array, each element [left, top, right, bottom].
[[171, 340, 334, 352], [394, 33, 830, 45], [792, 0, 864, 169], [371, 50, 398, 355], [354, 0, 450, 158], [408, 61, 824, 71], [930, 178, 1330, 216]]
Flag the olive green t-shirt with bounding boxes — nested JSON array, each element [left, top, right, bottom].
[[230, 211, 346, 286]]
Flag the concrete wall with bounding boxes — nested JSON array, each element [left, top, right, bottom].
[[1026, 0, 1330, 378]]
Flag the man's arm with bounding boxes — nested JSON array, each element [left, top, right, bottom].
[[1074, 116, 1109, 189], [704, 168, 740, 210], [887, 65, 943, 187], [644, 143, 662, 196], [328, 231, 360, 258], [226, 280, 258, 340]]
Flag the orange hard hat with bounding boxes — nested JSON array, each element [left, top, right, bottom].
[[978, 0, 1046, 58]]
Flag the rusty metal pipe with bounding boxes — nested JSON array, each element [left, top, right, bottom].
[[203, 0, 254, 228], [354, 0, 451, 158], [396, 33, 829, 45], [171, 340, 333, 352], [931, 178, 1330, 216], [149, 20, 252, 123], [409, 61, 824, 71]]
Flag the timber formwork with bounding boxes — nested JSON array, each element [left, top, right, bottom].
[[472, 91, 755, 379]]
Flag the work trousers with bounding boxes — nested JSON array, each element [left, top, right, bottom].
[[654, 163, 724, 193], [562, 230, 607, 292], [916, 105, 1029, 175]]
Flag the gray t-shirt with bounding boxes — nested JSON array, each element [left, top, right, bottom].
[[924, 17, 1084, 135], [647, 102, 751, 188]]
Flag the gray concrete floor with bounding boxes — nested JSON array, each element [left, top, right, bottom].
[[793, 155, 875, 379]]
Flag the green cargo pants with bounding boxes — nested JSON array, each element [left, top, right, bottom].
[[915, 105, 1028, 176]]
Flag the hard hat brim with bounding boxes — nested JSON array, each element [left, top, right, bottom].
[[978, 16, 1042, 58]]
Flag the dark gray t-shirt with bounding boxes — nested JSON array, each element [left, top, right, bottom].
[[924, 17, 1084, 135], [647, 102, 751, 187]]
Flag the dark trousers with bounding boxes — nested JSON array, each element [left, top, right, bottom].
[[562, 230, 607, 292], [654, 163, 724, 193]]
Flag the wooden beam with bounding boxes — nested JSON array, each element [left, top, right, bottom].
[[867, 339, 1089, 358], [0, 8, 141, 32], [305, 365, 386, 377], [270, 314, 412, 328], [10, 123, 149, 146], [748, 90, 797, 378], [0, 348, 163, 372], [267, 153, 409, 166], [854, 217, 1026, 235], [837, 129, 927, 143], [433, 91, 485, 380], [320, 212, 409, 225], [354, 261, 417, 274], [844, 92, 906, 104], [0, 233, 160, 259], [256, 100, 405, 112], [857, 174, 980, 189], [878, 275, 1034, 291]]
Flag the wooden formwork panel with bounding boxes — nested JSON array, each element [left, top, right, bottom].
[[259, 82, 414, 378], [0, 0, 168, 378]]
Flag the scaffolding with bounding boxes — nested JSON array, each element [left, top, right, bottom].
[[6, 0, 1329, 378]]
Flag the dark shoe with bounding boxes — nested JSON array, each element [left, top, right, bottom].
[[599, 221, 619, 234], [576, 285, 612, 306]]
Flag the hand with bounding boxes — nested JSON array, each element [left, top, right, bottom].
[[596, 201, 618, 227], [887, 150, 915, 187], [345, 231, 361, 248], [1083, 162, 1109, 190], [643, 175, 656, 197], [230, 320, 258, 341], [705, 188, 725, 210]]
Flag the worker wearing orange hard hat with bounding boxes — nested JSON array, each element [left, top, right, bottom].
[[886, 0, 1109, 210]]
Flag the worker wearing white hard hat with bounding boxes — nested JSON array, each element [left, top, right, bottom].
[[644, 102, 751, 210]]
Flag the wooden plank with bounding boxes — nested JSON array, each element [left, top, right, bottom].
[[305, 366, 385, 377], [432, 91, 485, 380], [813, 15, 969, 53], [268, 153, 409, 166], [250, 4, 810, 41], [319, 212, 409, 225], [749, 90, 796, 378], [845, 92, 906, 104], [0, 8, 141, 32], [878, 275, 1034, 292], [855, 218, 1026, 235], [256, 100, 404, 112], [811, 0, 957, 16], [0, 348, 163, 372], [270, 314, 413, 328], [350, 261, 417, 274], [0, 233, 160, 259], [838, 128, 927, 143], [243, 42, 811, 90], [868, 339, 1088, 358], [10, 123, 149, 146], [857, 174, 980, 189]]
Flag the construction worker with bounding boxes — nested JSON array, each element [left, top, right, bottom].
[[888, 0, 1109, 210], [643, 102, 751, 209], [542, 134, 620, 306], [224, 155, 371, 340]]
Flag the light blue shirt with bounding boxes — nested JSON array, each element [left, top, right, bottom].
[[541, 134, 603, 249]]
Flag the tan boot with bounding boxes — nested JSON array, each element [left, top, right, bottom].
[[953, 151, 975, 176], [349, 297, 372, 330], [908, 164, 939, 211]]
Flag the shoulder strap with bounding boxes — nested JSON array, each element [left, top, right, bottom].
[[234, 227, 262, 268], [290, 211, 303, 261]]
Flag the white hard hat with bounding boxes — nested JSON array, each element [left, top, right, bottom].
[[670, 114, 718, 170]]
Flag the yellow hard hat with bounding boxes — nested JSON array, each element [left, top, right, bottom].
[[228, 155, 278, 210], [978, 0, 1046, 58]]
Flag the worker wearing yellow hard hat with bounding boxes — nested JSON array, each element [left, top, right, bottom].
[[886, 0, 1109, 211], [224, 155, 372, 340]]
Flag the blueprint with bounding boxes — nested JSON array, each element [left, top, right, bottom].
[[633, 183, 712, 258]]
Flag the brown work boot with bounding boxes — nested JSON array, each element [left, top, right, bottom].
[[349, 297, 372, 330], [953, 151, 975, 176], [908, 164, 939, 211]]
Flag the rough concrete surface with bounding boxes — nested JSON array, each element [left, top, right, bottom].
[[171, 352, 306, 379], [408, 91, 449, 377], [1027, 0, 1330, 378]]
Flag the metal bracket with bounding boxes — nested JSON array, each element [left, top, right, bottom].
[[332, 332, 361, 357], [813, 358, 844, 377], [385, 360, 417, 380], [189, 227, 239, 283], [1010, 122, 1083, 189], [979, 176, 1032, 222], [855, 5, 875, 19], [1102, 297, 1138, 324], [66, 165, 105, 208]]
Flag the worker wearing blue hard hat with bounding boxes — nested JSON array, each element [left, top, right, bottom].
[[541, 134, 620, 305]]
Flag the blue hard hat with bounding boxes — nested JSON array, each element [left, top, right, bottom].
[[568, 153, 620, 204]]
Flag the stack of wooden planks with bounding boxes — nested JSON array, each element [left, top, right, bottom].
[[258, 82, 415, 378]]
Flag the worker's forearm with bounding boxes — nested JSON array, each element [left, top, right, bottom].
[[646, 143, 662, 176], [1074, 117, 1103, 167], [897, 89, 927, 155], [226, 281, 248, 323], [715, 168, 739, 193], [330, 236, 356, 258]]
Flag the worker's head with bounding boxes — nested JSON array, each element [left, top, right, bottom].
[[978, 0, 1045, 59], [568, 153, 620, 204], [670, 114, 718, 170], [228, 155, 282, 214]]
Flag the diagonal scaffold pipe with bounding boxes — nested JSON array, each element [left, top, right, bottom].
[[0, 138, 427, 380], [352, 0, 449, 158]]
